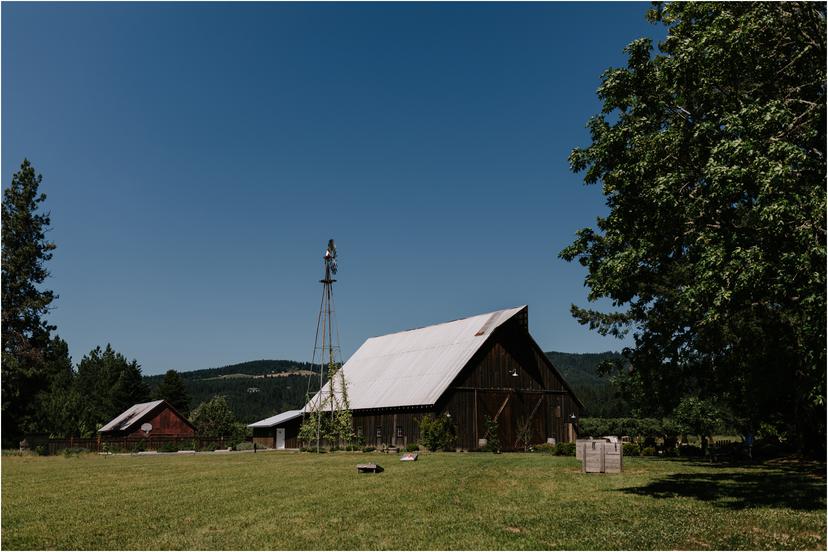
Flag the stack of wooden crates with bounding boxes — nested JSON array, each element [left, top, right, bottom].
[[576, 438, 623, 474]]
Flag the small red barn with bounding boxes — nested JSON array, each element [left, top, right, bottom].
[[98, 400, 195, 438]]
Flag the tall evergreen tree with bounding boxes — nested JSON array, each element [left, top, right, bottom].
[[1, 159, 59, 445], [75, 345, 149, 432], [154, 369, 191, 416]]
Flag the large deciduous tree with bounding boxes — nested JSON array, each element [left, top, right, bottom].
[[1, 159, 60, 445], [560, 3, 825, 449]]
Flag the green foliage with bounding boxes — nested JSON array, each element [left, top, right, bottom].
[[1, 160, 61, 446], [190, 396, 238, 439], [554, 442, 576, 456], [640, 446, 657, 457], [158, 442, 179, 453], [672, 396, 724, 454], [623, 442, 640, 457], [418, 414, 457, 452], [481, 416, 501, 453], [153, 370, 191, 417], [533, 443, 556, 454], [361, 446, 375, 453], [561, 3, 827, 449], [679, 444, 704, 457], [545, 351, 630, 416], [235, 441, 254, 451], [75, 345, 150, 435], [405, 443, 420, 452], [142, 360, 318, 424]]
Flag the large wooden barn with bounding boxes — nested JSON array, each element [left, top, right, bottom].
[[98, 399, 195, 439], [250, 306, 583, 451]]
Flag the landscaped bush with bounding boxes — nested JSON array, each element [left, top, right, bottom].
[[622, 442, 640, 457], [235, 442, 254, 451], [177, 440, 195, 451], [405, 443, 420, 452], [362, 446, 375, 453], [418, 414, 457, 452], [482, 416, 501, 453], [62, 447, 89, 457], [158, 442, 179, 453], [640, 446, 657, 456], [533, 443, 556, 454], [131, 441, 146, 453], [678, 444, 703, 457], [554, 442, 576, 456], [34, 445, 48, 456]]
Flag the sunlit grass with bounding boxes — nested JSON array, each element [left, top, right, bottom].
[[2, 451, 824, 550]]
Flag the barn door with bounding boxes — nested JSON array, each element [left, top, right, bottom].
[[276, 428, 285, 449]]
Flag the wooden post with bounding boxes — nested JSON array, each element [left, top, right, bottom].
[[474, 389, 478, 445]]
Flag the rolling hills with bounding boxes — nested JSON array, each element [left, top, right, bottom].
[[143, 352, 628, 423]]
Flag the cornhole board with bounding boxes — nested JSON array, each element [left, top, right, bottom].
[[356, 463, 383, 473]]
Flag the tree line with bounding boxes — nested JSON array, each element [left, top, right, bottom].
[[0, 161, 243, 445]]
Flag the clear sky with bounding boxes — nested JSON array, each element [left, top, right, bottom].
[[2, 2, 663, 375]]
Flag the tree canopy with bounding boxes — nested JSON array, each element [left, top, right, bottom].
[[153, 370, 191, 416], [75, 345, 150, 436], [1, 159, 62, 444], [561, 3, 825, 448]]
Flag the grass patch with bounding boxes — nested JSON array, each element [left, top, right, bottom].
[[2, 452, 824, 549]]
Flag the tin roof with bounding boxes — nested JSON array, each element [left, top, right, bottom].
[[98, 400, 165, 433], [247, 409, 304, 428], [306, 306, 527, 411]]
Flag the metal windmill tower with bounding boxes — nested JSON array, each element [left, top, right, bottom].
[[301, 239, 352, 452]]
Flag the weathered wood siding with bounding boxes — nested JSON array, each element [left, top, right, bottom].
[[339, 316, 582, 451], [441, 317, 582, 450], [252, 417, 301, 449], [351, 409, 434, 449], [101, 404, 195, 439]]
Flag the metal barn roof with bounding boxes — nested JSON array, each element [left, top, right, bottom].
[[248, 409, 304, 428], [98, 400, 165, 433], [305, 306, 527, 411]]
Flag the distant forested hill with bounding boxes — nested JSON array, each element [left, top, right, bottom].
[[145, 353, 630, 424], [143, 360, 319, 424], [545, 351, 630, 417]]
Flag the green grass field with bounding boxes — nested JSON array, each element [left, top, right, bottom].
[[2, 451, 825, 550]]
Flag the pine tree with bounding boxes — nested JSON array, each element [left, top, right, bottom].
[[154, 369, 191, 416], [75, 345, 148, 431], [1, 159, 58, 445]]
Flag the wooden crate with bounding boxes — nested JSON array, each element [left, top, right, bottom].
[[579, 440, 623, 474]]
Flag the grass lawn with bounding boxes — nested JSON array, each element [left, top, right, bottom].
[[2, 451, 825, 550]]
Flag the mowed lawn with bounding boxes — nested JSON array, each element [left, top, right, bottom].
[[2, 451, 825, 550]]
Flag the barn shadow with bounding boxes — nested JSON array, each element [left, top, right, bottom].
[[618, 459, 826, 511]]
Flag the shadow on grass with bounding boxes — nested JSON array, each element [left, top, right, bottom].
[[619, 461, 826, 511]]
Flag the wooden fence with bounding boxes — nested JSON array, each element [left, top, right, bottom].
[[46, 435, 250, 455]]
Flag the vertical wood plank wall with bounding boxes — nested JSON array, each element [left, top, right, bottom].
[[274, 316, 582, 451]]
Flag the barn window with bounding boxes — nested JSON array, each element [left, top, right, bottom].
[[356, 426, 363, 438], [396, 426, 404, 438], [376, 428, 382, 438]]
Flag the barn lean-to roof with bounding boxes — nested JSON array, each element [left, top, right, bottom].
[[305, 306, 528, 411], [247, 409, 304, 429]]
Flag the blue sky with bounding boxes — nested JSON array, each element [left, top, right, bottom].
[[2, 2, 663, 375]]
